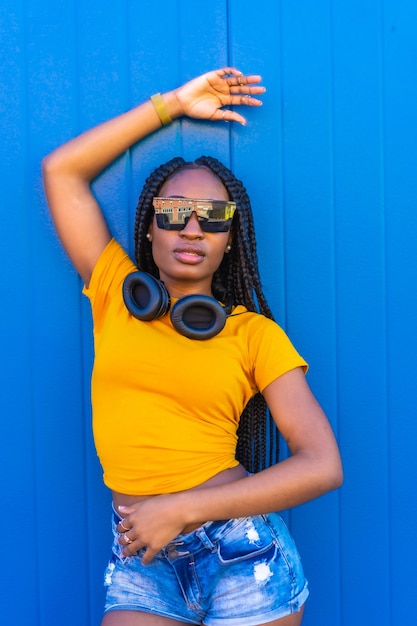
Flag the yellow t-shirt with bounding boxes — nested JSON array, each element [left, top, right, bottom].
[[83, 239, 307, 495]]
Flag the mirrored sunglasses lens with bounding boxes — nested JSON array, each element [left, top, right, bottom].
[[155, 214, 232, 232], [155, 214, 183, 230], [153, 198, 236, 232], [199, 219, 233, 232]]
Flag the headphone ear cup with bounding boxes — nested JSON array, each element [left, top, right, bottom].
[[170, 295, 227, 340], [122, 272, 170, 321]]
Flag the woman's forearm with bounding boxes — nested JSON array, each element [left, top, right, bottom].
[[182, 451, 343, 526], [42, 90, 182, 181], [118, 451, 342, 564]]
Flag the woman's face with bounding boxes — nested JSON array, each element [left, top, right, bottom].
[[148, 168, 232, 297]]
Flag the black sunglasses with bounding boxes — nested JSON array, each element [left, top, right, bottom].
[[152, 197, 236, 233]]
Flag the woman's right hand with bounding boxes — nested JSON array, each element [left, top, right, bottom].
[[172, 67, 266, 125]]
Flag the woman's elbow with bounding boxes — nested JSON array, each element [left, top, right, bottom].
[[321, 455, 344, 493], [41, 151, 60, 179]]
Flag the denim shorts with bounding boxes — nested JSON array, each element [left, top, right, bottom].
[[104, 507, 309, 626]]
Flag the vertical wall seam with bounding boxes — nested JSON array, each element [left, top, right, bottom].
[[23, 2, 41, 621], [329, 0, 343, 625], [125, 0, 134, 249], [379, 1, 392, 622], [277, 0, 288, 333], [72, 1, 92, 621], [277, 0, 293, 524], [178, 0, 185, 155], [226, 0, 233, 169]]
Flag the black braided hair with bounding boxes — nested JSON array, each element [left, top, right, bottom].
[[133, 156, 279, 472]]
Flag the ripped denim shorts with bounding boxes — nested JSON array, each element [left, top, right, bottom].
[[104, 508, 309, 626]]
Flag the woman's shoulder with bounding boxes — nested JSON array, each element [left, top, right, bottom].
[[228, 305, 306, 356], [228, 306, 308, 382], [229, 305, 282, 332], [83, 238, 136, 302], [227, 306, 296, 349]]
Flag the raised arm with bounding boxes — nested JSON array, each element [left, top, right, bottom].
[[42, 67, 266, 285]]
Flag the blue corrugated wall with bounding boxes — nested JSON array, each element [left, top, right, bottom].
[[1, 1, 416, 624]]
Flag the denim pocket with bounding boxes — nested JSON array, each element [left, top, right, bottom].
[[262, 512, 304, 584], [217, 516, 277, 564]]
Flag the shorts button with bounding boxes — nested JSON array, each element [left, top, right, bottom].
[[167, 545, 179, 558]]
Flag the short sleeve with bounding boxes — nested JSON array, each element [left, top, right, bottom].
[[82, 238, 136, 327], [247, 315, 308, 392]]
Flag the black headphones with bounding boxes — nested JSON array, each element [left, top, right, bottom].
[[122, 271, 233, 340]]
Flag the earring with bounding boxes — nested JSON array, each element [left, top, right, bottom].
[[225, 244, 232, 252], [146, 233, 151, 240]]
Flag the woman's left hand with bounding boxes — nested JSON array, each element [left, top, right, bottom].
[[174, 67, 266, 125], [116, 494, 191, 564]]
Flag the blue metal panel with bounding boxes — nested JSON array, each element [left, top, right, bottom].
[[276, 4, 342, 625], [1, 2, 42, 622], [2, 1, 417, 625], [228, 0, 288, 322], [331, 4, 390, 625], [383, 2, 417, 623], [20, 2, 92, 624]]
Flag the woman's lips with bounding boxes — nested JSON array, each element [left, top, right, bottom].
[[173, 246, 205, 264]]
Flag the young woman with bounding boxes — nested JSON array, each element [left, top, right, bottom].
[[42, 67, 343, 626]]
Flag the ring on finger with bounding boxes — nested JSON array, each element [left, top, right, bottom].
[[237, 75, 244, 86], [120, 520, 129, 531], [123, 532, 133, 544]]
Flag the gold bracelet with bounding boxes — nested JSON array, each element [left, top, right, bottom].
[[150, 93, 172, 126]]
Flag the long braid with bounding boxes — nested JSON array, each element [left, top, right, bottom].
[[195, 156, 273, 317], [134, 157, 188, 275], [195, 157, 278, 472], [134, 156, 280, 472]]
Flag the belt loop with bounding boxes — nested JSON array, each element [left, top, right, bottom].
[[196, 525, 216, 551]]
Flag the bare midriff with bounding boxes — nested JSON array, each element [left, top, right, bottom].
[[112, 463, 248, 533]]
